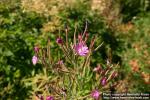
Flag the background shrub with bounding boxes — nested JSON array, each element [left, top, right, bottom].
[[0, 0, 149, 99]]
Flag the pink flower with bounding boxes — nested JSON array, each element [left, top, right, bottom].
[[100, 77, 107, 86], [32, 55, 38, 65], [91, 90, 100, 100], [75, 43, 89, 56], [46, 96, 54, 100], [56, 38, 63, 44]]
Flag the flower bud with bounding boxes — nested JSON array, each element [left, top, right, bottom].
[[34, 46, 39, 52], [91, 90, 100, 100], [93, 65, 101, 73], [56, 38, 63, 44], [32, 55, 38, 65], [78, 34, 82, 42], [46, 96, 54, 100], [100, 77, 107, 86]]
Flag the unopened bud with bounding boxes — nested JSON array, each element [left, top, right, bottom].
[[56, 38, 63, 44], [93, 65, 102, 73], [34, 46, 39, 53], [100, 77, 107, 86]]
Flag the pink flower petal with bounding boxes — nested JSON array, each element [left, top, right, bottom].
[[32, 56, 38, 65], [75, 43, 89, 56], [91, 90, 100, 100]]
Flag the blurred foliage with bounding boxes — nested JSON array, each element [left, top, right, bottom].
[[119, 13, 150, 92], [0, 0, 150, 99], [120, 0, 150, 22], [0, 0, 46, 99]]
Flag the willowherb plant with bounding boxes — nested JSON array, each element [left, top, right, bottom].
[[24, 23, 119, 100]]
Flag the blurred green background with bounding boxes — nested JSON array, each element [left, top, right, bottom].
[[0, 0, 150, 99]]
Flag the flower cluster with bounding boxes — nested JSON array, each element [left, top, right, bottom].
[[93, 62, 118, 86], [30, 24, 119, 100]]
